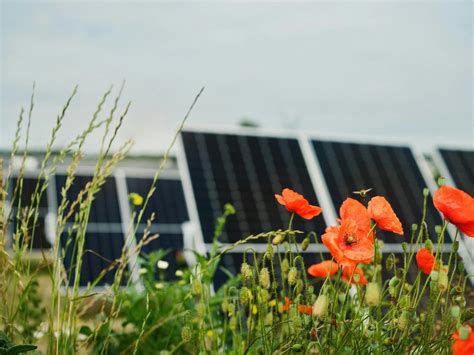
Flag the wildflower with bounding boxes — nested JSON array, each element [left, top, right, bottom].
[[367, 196, 403, 235], [268, 299, 277, 307], [438, 267, 449, 292], [251, 304, 258, 315], [282, 297, 313, 316], [307, 260, 339, 278], [453, 325, 474, 355], [259, 267, 270, 289], [416, 248, 435, 275], [342, 265, 368, 285], [434, 186, 474, 237], [265, 312, 273, 326], [365, 283, 381, 306], [240, 287, 251, 305], [312, 295, 329, 317], [129, 192, 143, 206], [322, 198, 374, 266], [275, 188, 322, 220], [157, 260, 169, 270]]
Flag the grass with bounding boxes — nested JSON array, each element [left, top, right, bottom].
[[0, 85, 473, 354]]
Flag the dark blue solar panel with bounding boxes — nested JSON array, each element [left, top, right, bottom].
[[312, 141, 445, 243], [55, 174, 122, 224], [126, 177, 188, 224], [60, 232, 127, 287], [439, 148, 474, 195], [182, 131, 326, 244]]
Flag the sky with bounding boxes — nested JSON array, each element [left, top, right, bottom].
[[1, 0, 472, 155]]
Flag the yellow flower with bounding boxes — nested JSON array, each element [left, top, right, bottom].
[[268, 299, 277, 307], [206, 330, 214, 337], [129, 192, 143, 206]]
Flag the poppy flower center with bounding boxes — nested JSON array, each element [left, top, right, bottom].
[[345, 234, 355, 245]]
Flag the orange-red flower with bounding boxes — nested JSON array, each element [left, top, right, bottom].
[[416, 248, 435, 275], [283, 297, 312, 315], [342, 265, 368, 285], [453, 325, 474, 355], [307, 260, 339, 278], [322, 198, 374, 266], [434, 186, 474, 237], [275, 188, 322, 220], [368, 196, 403, 235]]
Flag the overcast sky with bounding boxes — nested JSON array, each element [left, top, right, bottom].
[[1, 1, 472, 155]]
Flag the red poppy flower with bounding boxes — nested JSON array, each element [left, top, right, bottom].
[[434, 186, 474, 237], [307, 260, 339, 278], [368, 196, 403, 235], [282, 297, 313, 315], [453, 325, 474, 355], [342, 265, 368, 285], [322, 198, 374, 266], [416, 248, 435, 275], [275, 188, 322, 220]]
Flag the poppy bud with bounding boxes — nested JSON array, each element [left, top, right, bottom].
[[295, 279, 303, 295], [451, 306, 461, 319], [453, 241, 459, 252], [264, 312, 273, 326], [389, 276, 400, 288], [458, 261, 465, 273], [385, 255, 394, 270], [411, 224, 418, 232], [437, 177, 445, 187], [259, 289, 270, 303], [365, 283, 381, 306], [301, 237, 310, 251], [425, 239, 434, 252], [435, 225, 442, 235], [307, 286, 314, 295], [265, 244, 274, 260], [240, 287, 251, 304], [259, 267, 270, 289], [221, 300, 228, 313], [455, 296, 465, 306], [288, 267, 298, 285], [241, 262, 253, 281], [459, 325, 470, 341], [192, 278, 202, 296], [272, 233, 286, 245], [402, 242, 408, 253], [338, 293, 346, 303], [229, 316, 237, 331], [181, 326, 192, 342], [291, 344, 303, 352], [451, 285, 463, 297], [462, 308, 474, 322], [398, 311, 411, 330], [423, 188, 430, 197], [438, 269, 448, 292], [430, 270, 439, 281], [227, 303, 235, 316], [281, 258, 290, 274], [312, 295, 329, 317]]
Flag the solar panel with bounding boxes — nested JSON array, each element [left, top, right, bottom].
[[180, 131, 326, 245], [126, 177, 189, 279], [311, 140, 445, 243], [438, 148, 474, 195], [9, 177, 51, 249], [55, 174, 125, 286]]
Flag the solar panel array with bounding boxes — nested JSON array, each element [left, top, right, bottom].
[[438, 148, 474, 195]]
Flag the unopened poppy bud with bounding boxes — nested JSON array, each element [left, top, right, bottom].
[[438, 270, 448, 292], [385, 255, 394, 270], [221, 300, 228, 313], [459, 325, 471, 341], [423, 188, 430, 197], [435, 225, 442, 235], [389, 277, 400, 288], [224, 203, 236, 215], [264, 312, 273, 326], [451, 306, 461, 318], [451, 285, 462, 296], [295, 279, 303, 295], [402, 242, 408, 253], [398, 311, 411, 330], [411, 224, 418, 232], [227, 303, 235, 316], [400, 295, 410, 308], [307, 286, 314, 295], [240, 287, 251, 305], [288, 267, 298, 285], [301, 237, 310, 251], [281, 258, 290, 274], [259, 289, 270, 303], [312, 295, 329, 317], [241, 262, 253, 281], [463, 308, 474, 321], [458, 261, 465, 273], [265, 244, 274, 260], [430, 270, 439, 281], [338, 293, 346, 303], [259, 267, 270, 289], [425, 239, 434, 252], [181, 326, 192, 342], [420, 312, 426, 322], [437, 177, 445, 187], [229, 316, 237, 331], [365, 283, 381, 306], [272, 233, 286, 245], [455, 296, 465, 306]]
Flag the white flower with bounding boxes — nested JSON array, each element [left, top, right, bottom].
[[157, 260, 169, 270]]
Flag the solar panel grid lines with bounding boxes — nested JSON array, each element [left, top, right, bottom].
[[180, 130, 326, 246], [311, 139, 446, 244]]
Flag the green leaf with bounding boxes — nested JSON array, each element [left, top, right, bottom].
[[6, 344, 37, 354]]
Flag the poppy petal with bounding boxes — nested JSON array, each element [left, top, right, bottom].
[[368, 196, 404, 235]]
